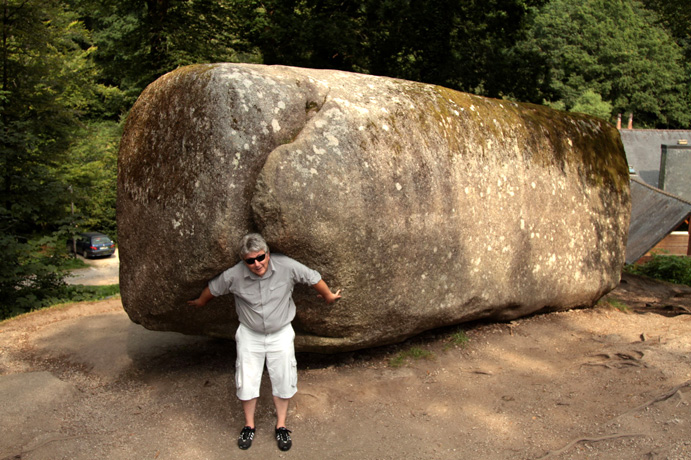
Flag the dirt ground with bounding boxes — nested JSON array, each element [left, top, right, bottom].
[[1, 268, 691, 460]]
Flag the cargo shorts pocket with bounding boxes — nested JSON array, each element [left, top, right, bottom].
[[235, 359, 243, 390], [290, 358, 298, 387]]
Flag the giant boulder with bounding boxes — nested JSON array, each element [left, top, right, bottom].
[[117, 63, 630, 352]]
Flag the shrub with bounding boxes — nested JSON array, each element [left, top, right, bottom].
[[625, 253, 691, 287], [1, 284, 120, 321], [0, 234, 70, 320], [0, 233, 119, 321]]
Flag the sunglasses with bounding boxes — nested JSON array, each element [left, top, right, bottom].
[[244, 253, 267, 265]]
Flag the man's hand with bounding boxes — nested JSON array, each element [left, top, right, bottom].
[[187, 298, 206, 308], [318, 289, 342, 304], [187, 286, 214, 308], [313, 280, 342, 304]]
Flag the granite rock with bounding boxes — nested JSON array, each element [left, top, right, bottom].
[[117, 63, 630, 352]]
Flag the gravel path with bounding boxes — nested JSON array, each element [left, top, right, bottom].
[[65, 250, 119, 286]]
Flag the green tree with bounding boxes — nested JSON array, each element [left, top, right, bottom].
[[642, 0, 691, 102], [61, 120, 120, 238], [361, 0, 549, 100], [0, 0, 99, 316], [642, 0, 691, 59], [569, 89, 613, 120], [520, 0, 690, 127], [68, 0, 256, 114], [235, 0, 547, 100], [235, 0, 365, 71]]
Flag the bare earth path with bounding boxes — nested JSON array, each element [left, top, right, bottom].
[[64, 250, 120, 286], [1, 272, 690, 460]]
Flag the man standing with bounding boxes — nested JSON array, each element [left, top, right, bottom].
[[188, 233, 341, 451]]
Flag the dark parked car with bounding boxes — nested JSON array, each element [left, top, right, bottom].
[[67, 232, 116, 258]]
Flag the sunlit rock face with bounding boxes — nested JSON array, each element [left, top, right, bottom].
[[117, 63, 630, 352]]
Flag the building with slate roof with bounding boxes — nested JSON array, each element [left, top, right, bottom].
[[619, 128, 691, 263]]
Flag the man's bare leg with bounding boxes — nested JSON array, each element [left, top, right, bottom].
[[273, 396, 290, 428], [273, 396, 292, 451], [238, 398, 258, 450], [242, 398, 258, 428]]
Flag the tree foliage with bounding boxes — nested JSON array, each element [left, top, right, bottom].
[[234, 0, 548, 101], [519, 0, 690, 127], [62, 120, 120, 237], [1, 1, 88, 230], [0, 233, 68, 319], [642, 0, 691, 60], [361, 0, 549, 100], [67, 0, 257, 114], [0, 0, 99, 317]]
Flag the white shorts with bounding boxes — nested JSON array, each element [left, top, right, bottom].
[[234, 323, 297, 401]]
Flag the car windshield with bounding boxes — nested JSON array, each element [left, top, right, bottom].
[[92, 237, 111, 244]]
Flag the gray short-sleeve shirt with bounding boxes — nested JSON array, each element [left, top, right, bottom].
[[208, 253, 322, 334]]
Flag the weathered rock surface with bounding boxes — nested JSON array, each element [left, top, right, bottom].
[[117, 63, 630, 352]]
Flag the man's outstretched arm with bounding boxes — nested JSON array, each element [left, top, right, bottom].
[[312, 280, 341, 304], [188, 286, 215, 308]]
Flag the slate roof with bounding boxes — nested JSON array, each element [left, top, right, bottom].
[[619, 129, 691, 187], [626, 176, 691, 264]]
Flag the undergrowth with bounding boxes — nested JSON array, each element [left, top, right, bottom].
[[444, 330, 470, 351], [625, 252, 691, 287], [389, 346, 435, 367], [599, 298, 630, 313], [1, 284, 120, 321]]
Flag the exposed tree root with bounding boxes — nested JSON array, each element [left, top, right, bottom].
[[581, 350, 647, 369], [612, 379, 691, 420], [1, 434, 89, 460], [535, 379, 691, 460], [534, 433, 647, 460]]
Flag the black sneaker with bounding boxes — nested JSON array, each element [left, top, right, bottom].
[[275, 427, 292, 451], [238, 426, 255, 450]]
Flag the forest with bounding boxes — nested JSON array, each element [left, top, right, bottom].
[[1, 0, 690, 317]]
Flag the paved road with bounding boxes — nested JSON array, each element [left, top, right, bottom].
[[65, 249, 119, 286]]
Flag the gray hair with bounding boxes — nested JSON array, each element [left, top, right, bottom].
[[238, 233, 269, 258]]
